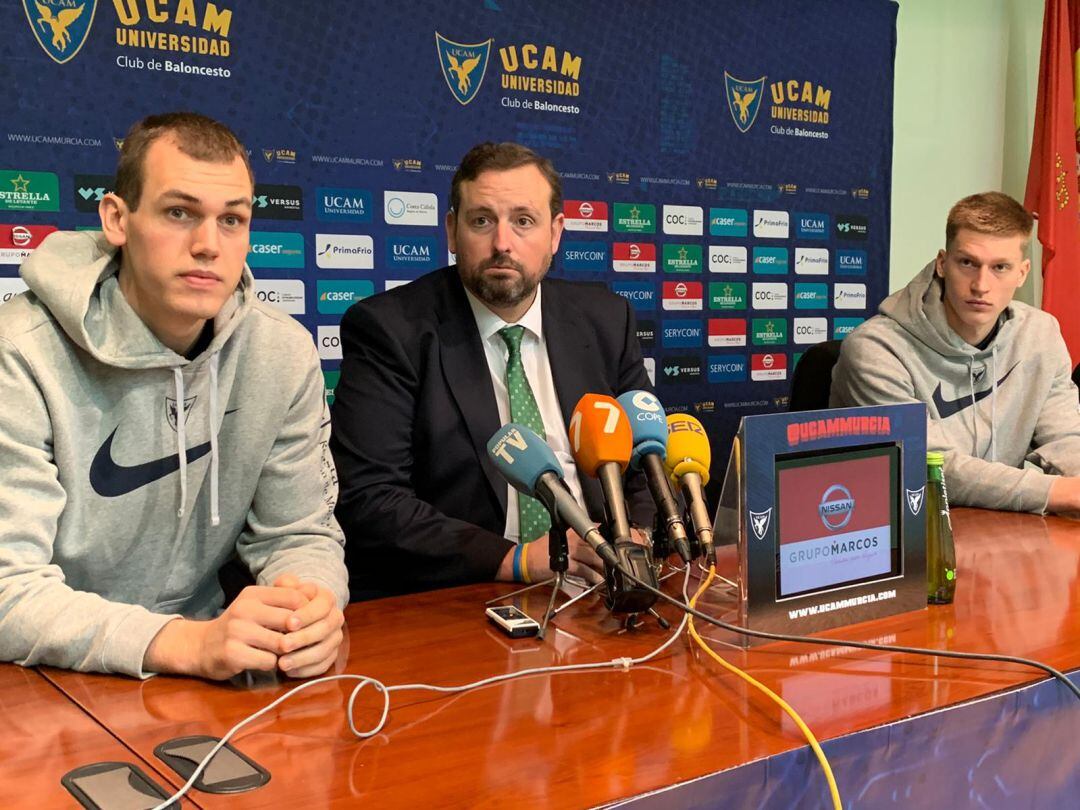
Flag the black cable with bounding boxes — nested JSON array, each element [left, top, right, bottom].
[[619, 568, 1080, 703]]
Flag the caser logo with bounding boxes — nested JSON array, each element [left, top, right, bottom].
[[247, 232, 304, 269], [317, 280, 375, 314]]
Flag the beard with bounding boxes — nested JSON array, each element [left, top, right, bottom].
[[460, 251, 550, 309]]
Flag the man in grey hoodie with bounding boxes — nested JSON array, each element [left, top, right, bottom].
[[0, 113, 348, 679], [831, 191, 1080, 513]]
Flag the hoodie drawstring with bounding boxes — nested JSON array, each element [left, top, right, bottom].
[[967, 358, 977, 457], [173, 367, 188, 519], [172, 356, 221, 526], [990, 345, 998, 462]]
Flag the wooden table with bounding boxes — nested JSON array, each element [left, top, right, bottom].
[[16, 508, 1080, 808]]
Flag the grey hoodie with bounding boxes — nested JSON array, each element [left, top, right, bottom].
[[831, 260, 1080, 513], [0, 231, 347, 677]]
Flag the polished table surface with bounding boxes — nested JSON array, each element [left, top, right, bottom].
[[20, 508, 1080, 808]]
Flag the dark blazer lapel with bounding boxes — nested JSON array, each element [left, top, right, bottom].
[[438, 270, 507, 516], [542, 280, 606, 517]]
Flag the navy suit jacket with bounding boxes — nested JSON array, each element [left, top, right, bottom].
[[330, 266, 655, 600]]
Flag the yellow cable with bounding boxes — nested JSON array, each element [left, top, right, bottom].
[[688, 566, 841, 810]]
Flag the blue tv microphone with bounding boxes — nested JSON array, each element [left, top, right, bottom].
[[616, 391, 692, 563], [487, 424, 619, 568]]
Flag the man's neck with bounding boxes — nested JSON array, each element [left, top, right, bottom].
[[482, 289, 538, 325], [117, 262, 205, 355]]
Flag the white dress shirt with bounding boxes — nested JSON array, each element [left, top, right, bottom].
[[464, 285, 586, 544]]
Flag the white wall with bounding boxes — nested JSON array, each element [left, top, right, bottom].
[[890, 0, 1044, 304]]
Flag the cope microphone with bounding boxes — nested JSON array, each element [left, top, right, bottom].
[[664, 413, 715, 566], [486, 423, 619, 569], [616, 390, 693, 564], [568, 394, 634, 542]]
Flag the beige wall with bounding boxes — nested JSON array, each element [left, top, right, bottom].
[[890, 0, 1045, 304]]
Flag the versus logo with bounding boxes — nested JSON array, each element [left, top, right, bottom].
[[752, 247, 788, 275], [794, 283, 828, 309], [253, 279, 305, 314], [837, 249, 867, 275], [795, 247, 829, 275], [612, 281, 656, 311], [317, 280, 375, 314], [315, 234, 374, 270], [73, 173, 114, 213], [661, 355, 703, 383], [819, 484, 855, 530], [709, 245, 747, 274], [612, 242, 656, 273], [317, 187, 372, 223], [795, 212, 830, 240], [662, 280, 703, 311], [247, 232, 304, 269], [563, 199, 609, 232], [636, 319, 656, 348], [253, 184, 303, 221], [23, 0, 98, 64], [709, 207, 748, 237], [387, 235, 437, 269], [836, 214, 869, 240], [709, 281, 747, 311], [561, 240, 609, 271], [708, 355, 747, 383], [661, 319, 703, 348], [724, 72, 766, 133], [753, 209, 789, 239], [435, 32, 493, 105]]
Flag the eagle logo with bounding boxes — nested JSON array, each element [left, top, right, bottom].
[[749, 507, 773, 542], [436, 32, 493, 106], [24, 0, 97, 64], [906, 486, 925, 516], [724, 72, 766, 134]]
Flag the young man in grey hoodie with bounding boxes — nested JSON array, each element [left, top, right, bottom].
[[0, 113, 348, 679], [831, 191, 1080, 514]]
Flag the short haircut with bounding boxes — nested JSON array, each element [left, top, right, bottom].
[[114, 112, 253, 210], [449, 141, 562, 219], [946, 192, 1034, 248]]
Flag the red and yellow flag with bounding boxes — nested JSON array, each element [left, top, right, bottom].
[[1025, 0, 1080, 365]]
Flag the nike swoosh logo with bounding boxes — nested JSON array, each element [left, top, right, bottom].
[[932, 363, 1018, 419], [89, 410, 238, 498]]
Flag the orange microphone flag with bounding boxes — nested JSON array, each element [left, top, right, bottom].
[[568, 394, 632, 477]]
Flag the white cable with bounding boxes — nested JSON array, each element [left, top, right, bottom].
[[148, 567, 692, 810]]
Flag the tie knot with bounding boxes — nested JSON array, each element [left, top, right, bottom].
[[498, 325, 526, 356]]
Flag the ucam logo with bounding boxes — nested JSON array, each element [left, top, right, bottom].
[[752, 282, 788, 310], [612, 281, 656, 311], [834, 283, 867, 310], [315, 234, 374, 270], [612, 242, 656, 272], [317, 326, 342, 360], [316, 280, 375, 314], [22, 0, 98, 64], [317, 187, 372, 222], [253, 279, 305, 315], [819, 484, 855, 530], [724, 72, 767, 133], [752, 247, 788, 274], [563, 199, 609, 231], [247, 232, 304, 269], [836, 249, 867, 275], [794, 317, 828, 344], [662, 205, 704, 236], [794, 247, 829, 275], [384, 191, 438, 226], [387, 235, 437, 269], [794, 212, 830, 240], [709, 245, 747, 274], [662, 280, 703, 311], [435, 32, 493, 105], [561, 241, 609, 271], [753, 209, 789, 239], [661, 320, 703, 348]]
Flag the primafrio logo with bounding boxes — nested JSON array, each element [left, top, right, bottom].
[[724, 72, 766, 133], [23, 0, 97, 64], [315, 234, 374, 270], [435, 32, 493, 105], [819, 484, 855, 530]]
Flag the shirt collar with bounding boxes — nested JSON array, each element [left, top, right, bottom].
[[464, 283, 544, 343]]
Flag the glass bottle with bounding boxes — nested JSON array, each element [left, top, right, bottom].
[[926, 451, 957, 604]]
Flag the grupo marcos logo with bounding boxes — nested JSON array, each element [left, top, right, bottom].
[[435, 32, 493, 105], [819, 484, 855, 530], [23, 0, 97, 64], [724, 72, 766, 133]]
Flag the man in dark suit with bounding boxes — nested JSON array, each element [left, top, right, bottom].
[[331, 141, 654, 600]]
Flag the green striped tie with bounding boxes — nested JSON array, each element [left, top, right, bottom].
[[498, 326, 551, 543]]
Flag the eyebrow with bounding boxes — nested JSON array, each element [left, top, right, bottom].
[[159, 189, 252, 209]]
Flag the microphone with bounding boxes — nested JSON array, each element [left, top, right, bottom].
[[487, 423, 618, 568], [569, 394, 633, 542], [664, 413, 715, 566], [616, 390, 692, 564]]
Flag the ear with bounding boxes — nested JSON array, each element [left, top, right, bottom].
[[444, 210, 458, 257], [549, 211, 565, 255], [99, 192, 129, 248], [934, 249, 946, 278], [1016, 257, 1031, 287]]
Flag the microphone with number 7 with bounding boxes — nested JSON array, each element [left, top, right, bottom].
[[664, 413, 715, 566], [486, 423, 619, 569], [568, 394, 634, 542], [616, 390, 693, 564]]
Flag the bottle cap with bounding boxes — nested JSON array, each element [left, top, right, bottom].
[[926, 451, 944, 466]]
